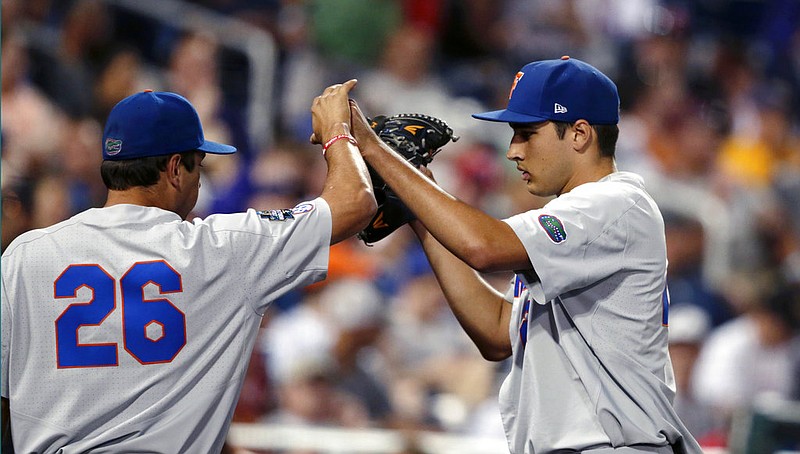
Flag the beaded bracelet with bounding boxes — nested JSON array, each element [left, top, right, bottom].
[[322, 134, 358, 157]]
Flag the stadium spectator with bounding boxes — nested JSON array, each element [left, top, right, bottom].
[[692, 275, 800, 442]]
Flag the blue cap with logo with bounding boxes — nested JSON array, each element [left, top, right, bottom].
[[102, 90, 237, 160], [473, 56, 619, 125]]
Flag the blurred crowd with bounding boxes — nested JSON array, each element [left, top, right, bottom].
[[3, 0, 800, 452]]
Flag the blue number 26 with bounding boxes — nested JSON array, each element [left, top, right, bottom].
[[54, 261, 186, 368]]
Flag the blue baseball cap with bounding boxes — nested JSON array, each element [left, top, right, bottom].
[[473, 56, 619, 125], [102, 90, 236, 160]]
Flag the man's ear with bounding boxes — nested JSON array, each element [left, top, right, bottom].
[[571, 120, 593, 152], [165, 154, 183, 189]]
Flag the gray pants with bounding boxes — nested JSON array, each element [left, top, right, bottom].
[[585, 446, 674, 454]]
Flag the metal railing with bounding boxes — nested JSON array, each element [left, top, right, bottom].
[[19, 0, 277, 151], [102, 0, 277, 151], [227, 422, 509, 454]]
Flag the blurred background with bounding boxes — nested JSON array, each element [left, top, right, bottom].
[[2, 0, 800, 452]]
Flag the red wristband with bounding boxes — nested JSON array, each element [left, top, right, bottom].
[[322, 134, 357, 157]]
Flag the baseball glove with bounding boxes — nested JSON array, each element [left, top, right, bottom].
[[358, 113, 459, 245]]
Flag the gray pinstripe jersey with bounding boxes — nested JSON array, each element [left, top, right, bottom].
[[500, 172, 702, 454], [2, 199, 331, 453]]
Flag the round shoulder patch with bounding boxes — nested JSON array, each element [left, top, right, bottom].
[[538, 214, 567, 243], [291, 202, 315, 215]]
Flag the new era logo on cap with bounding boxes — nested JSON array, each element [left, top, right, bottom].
[[102, 90, 237, 161], [472, 56, 619, 125]]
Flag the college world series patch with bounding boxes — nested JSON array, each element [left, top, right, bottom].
[[538, 214, 567, 243], [291, 202, 315, 214]]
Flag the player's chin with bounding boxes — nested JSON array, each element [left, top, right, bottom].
[[524, 181, 551, 198]]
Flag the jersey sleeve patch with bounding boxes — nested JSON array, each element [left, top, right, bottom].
[[257, 209, 295, 221], [291, 202, 315, 215], [538, 214, 567, 243]]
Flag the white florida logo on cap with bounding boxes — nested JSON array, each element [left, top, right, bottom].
[[105, 138, 123, 156]]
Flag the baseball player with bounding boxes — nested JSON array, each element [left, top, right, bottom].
[[1, 81, 376, 452], [348, 57, 703, 453]]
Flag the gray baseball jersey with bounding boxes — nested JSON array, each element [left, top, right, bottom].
[[500, 172, 702, 454], [2, 199, 331, 453]]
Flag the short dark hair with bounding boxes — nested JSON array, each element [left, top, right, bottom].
[[552, 121, 619, 158], [100, 151, 199, 190]]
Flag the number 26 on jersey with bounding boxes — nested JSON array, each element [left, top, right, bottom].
[[54, 261, 187, 368]]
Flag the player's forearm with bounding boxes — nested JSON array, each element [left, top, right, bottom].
[[320, 125, 377, 244], [357, 133, 527, 272], [311, 81, 377, 244], [411, 221, 512, 361]]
